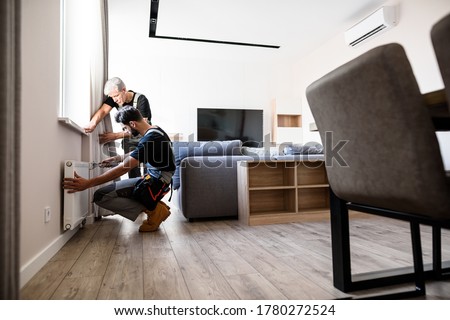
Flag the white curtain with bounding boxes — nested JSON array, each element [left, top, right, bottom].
[[0, 0, 20, 299], [84, 0, 115, 218]]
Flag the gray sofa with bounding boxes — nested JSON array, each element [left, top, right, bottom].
[[172, 140, 252, 220], [171, 140, 324, 221]]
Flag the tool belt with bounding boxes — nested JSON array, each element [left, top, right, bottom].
[[132, 174, 171, 211]]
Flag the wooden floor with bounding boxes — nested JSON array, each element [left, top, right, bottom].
[[21, 206, 450, 300]]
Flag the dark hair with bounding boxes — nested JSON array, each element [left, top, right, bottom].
[[115, 106, 143, 125]]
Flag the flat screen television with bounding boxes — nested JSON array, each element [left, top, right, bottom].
[[197, 108, 263, 147]]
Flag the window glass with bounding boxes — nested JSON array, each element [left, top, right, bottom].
[[59, 0, 90, 127]]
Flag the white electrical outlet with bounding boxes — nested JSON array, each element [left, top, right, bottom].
[[44, 206, 51, 223]]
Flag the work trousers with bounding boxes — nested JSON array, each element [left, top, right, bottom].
[[93, 177, 145, 221]]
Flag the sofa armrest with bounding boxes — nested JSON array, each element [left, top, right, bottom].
[[178, 155, 251, 219]]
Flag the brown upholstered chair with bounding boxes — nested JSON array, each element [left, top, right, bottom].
[[432, 13, 450, 108], [306, 43, 450, 298]]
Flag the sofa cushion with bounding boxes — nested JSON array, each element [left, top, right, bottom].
[[172, 140, 242, 189], [282, 142, 324, 155], [241, 146, 280, 158], [275, 154, 325, 161]]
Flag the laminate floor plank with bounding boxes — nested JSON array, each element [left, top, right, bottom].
[[20, 259, 77, 299], [142, 225, 175, 259], [208, 221, 336, 299], [186, 221, 258, 276], [142, 224, 191, 299], [225, 273, 288, 300], [142, 255, 191, 300], [170, 239, 239, 300], [50, 276, 104, 299], [20, 207, 450, 300], [97, 233, 144, 299], [234, 222, 347, 298], [50, 223, 99, 262], [66, 219, 121, 279]]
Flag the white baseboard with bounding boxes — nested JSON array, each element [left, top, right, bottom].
[[20, 227, 78, 288]]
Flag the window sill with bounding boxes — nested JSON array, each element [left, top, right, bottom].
[[58, 117, 88, 135]]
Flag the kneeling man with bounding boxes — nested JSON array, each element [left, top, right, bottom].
[[63, 106, 175, 232]]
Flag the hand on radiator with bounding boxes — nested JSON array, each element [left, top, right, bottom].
[[63, 171, 90, 193]]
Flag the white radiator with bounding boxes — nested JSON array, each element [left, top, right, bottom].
[[63, 160, 90, 230]]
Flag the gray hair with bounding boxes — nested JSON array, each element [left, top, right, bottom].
[[103, 77, 126, 95]]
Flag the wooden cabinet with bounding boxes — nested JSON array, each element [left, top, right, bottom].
[[237, 160, 329, 226]]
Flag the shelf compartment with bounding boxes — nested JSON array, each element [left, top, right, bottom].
[[297, 187, 330, 211], [277, 114, 302, 127], [296, 161, 328, 186], [249, 189, 296, 214], [248, 162, 296, 188]]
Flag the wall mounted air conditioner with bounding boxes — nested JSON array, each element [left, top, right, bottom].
[[345, 6, 397, 47]]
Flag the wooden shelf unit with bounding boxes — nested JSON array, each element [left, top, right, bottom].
[[271, 98, 303, 144], [277, 114, 302, 127], [238, 160, 330, 226]]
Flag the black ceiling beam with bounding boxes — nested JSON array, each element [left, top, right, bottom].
[[148, 0, 280, 49], [149, 0, 159, 37], [151, 35, 280, 49]]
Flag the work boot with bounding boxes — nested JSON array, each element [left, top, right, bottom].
[[139, 202, 171, 232], [159, 201, 170, 211], [141, 201, 170, 225]]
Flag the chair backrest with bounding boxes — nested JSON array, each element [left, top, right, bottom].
[[306, 43, 450, 220], [431, 13, 450, 105]]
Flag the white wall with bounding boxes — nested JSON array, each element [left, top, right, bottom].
[[295, 0, 450, 168], [107, 0, 277, 142], [20, 0, 86, 286], [108, 55, 273, 140]]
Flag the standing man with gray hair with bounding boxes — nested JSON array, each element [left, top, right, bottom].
[[84, 77, 152, 178]]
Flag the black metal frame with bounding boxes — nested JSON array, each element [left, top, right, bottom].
[[330, 189, 450, 299]]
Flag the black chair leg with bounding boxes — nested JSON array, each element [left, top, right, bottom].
[[329, 189, 352, 292], [360, 222, 425, 299], [410, 222, 426, 296], [432, 226, 450, 278], [330, 190, 426, 298], [433, 226, 442, 279]]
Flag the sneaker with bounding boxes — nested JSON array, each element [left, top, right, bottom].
[[139, 202, 171, 232]]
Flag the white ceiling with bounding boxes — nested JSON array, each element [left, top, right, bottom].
[[152, 0, 387, 57], [109, 0, 390, 61]]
